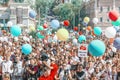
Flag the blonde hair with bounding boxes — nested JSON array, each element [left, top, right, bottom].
[[3, 73, 10, 80]]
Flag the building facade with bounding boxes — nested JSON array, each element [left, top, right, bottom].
[[0, 0, 32, 27], [83, 0, 120, 29]]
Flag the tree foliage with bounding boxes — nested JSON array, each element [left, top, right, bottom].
[[53, 3, 74, 21], [53, 0, 83, 27], [35, 0, 55, 18]]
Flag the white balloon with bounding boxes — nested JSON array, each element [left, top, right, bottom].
[[25, 29, 30, 33], [73, 38, 78, 44], [92, 18, 98, 24], [14, 37, 18, 41], [105, 27, 116, 38], [29, 36, 32, 39], [7, 21, 13, 27]]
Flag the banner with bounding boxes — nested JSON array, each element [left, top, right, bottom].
[[78, 44, 88, 57]]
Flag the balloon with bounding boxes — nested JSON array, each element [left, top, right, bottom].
[[50, 20, 60, 29], [105, 27, 116, 38], [47, 30, 52, 35], [82, 22, 88, 26], [92, 18, 98, 24], [73, 38, 78, 44], [108, 10, 119, 21], [43, 23, 48, 29], [74, 27, 78, 31], [7, 21, 13, 27], [93, 27, 102, 36], [30, 26, 35, 32], [79, 31, 82, 35], [84, 17, 90, 23], [37, 25, 44, 31], [112, 17, 120, 26], [88, 40, 106, 57], [114, 26, 120, 31], [36, 32, 45, 39], [63, 20, 70, 26], [10, 25, 21, 37], [21, 44, 32, 55], [56, 28, 69, 41], [29, 10, 37, 18], [86, 26, 92, 31], [78, 35, 86, 43], [113, 38, 120, 49]]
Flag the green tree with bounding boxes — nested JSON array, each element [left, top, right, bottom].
[[35, 0, 55, 18], [24, 0, 35, 9], [53, 3, 74, 21], [53, 0, 84, 28]]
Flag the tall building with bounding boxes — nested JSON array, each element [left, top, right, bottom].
[[0, 0, 32, 27], [83, 0, 120, 29]]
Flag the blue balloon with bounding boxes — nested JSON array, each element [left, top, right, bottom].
[[78, 35, 86, 43], [82, 22, 88, 26], [94, 27, 102, 36], [10, 25, 21, 37], [29, 10, 37, 18], [50, 20, 60, 29], [88, 40, 106, 57], [114, 26, 119, 32], [21, 44, 32, 55], [113, 38, 120, 49]]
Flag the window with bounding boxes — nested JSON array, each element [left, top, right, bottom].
[[11, 9, 16, 15], [100, 17, 103, 22], [16, 8, 23, 24], [100, 6, 103, 12], [119, 7, 120, 12], [23, 8, 28, 17], [14, 0, 24, 3], [107, 6, 110, 12], [107, 19, 109, 22]]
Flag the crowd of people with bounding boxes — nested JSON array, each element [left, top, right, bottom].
[[0, 29, 120, 80]]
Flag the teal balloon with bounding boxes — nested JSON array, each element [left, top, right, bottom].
[[78, 35, 86, 43], [94, 27, 102, 36], [10, 25, 21, 37], [37, 25, 44, 31], [88, 40, 106, 57], [112, 18, 120, 26], [36, 32, 45, 39], [47, 30, 52, 35], [22, 44, 32, 55], [50, 20, 60, 29]]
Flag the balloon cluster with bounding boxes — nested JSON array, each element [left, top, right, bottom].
[[109, 10, 120, 26]]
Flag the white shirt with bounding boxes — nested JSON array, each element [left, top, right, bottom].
[[13, 61, 23, 76], [0, 56, 3, 65], [72, 56, 80, 62], [2, 60, 13, 74]]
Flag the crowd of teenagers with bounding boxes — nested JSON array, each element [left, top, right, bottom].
[[0, 29, 119, 80]]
